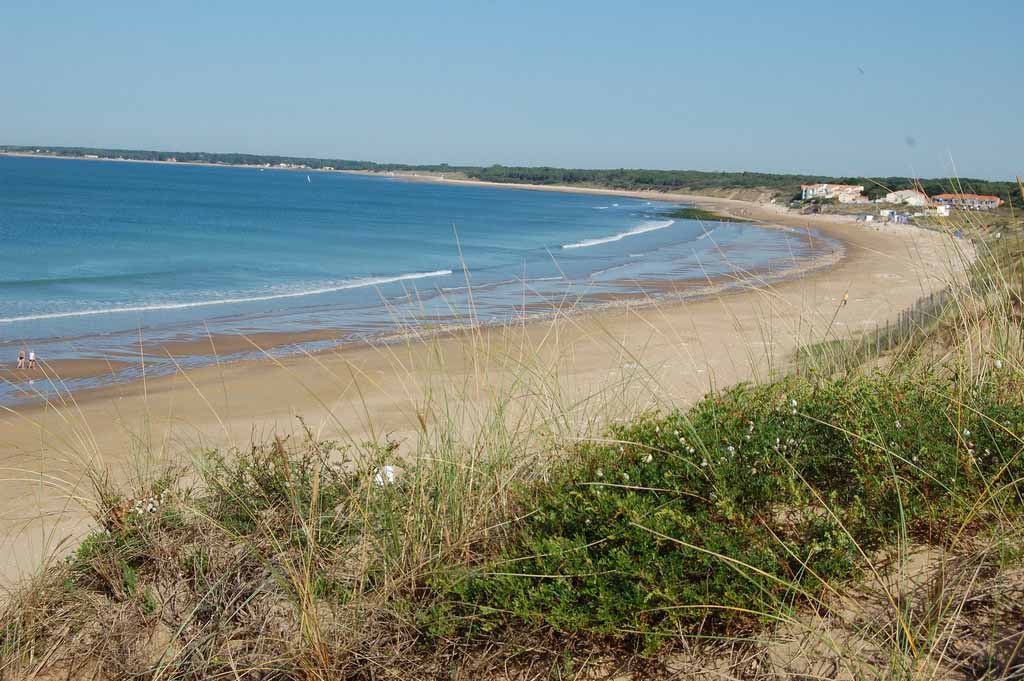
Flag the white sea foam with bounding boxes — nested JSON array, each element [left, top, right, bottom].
[[561, 220, 675, 250], [0, 269, 453, 324]]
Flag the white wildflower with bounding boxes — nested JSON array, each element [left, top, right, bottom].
[[643, 453, 653, 464], [374, 465, 396, 486], [995, 359, 1003, 369], [963, 428, 971, 437], [895, 420, 902, 429], [790, 399, 797, 408], [595, 468, 604, 479]]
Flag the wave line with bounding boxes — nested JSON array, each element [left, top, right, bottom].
[[0, 269, 454, 324], [561, 220, 674, 250]]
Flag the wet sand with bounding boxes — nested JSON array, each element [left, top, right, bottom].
[[142, 329, 350, 358], [0, 191, 971, 584], [1, 358, 133, 384]]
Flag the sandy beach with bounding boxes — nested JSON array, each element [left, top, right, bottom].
[[0, 187, 970, 584]]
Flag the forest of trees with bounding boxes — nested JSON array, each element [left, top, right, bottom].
[[3, 145, 1017, 207]]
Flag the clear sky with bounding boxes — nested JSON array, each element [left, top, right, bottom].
[[2, 1, 1021, 179]]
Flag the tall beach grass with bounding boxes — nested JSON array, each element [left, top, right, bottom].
[[1, 202, 1022, 679]]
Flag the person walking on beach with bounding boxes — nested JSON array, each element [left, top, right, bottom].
[[28, 350, 36, 370], [17, 349, 25, 369]]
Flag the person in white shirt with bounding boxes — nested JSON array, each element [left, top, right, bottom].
[[28, 350, 36, 370]]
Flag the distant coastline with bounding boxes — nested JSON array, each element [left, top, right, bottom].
[[3, 146, 1016, 206]]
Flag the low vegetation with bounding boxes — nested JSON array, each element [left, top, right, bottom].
[[2, 207, 1023, 678]]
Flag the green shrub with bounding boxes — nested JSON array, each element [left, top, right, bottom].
[[433, 372, 1024, 652]]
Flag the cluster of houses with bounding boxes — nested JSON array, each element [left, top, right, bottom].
[[800, 183, 1004, 212]]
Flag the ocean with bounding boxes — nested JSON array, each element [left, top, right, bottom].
[[0, 155, 837, 403]]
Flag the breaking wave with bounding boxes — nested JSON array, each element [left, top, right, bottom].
[[0, 270, 454, 323], [561, 220, 675, 250]]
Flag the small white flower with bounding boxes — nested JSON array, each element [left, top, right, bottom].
[[701, 459, 708, 468], [790, 399, 798, 408], [895, 420, 902, 429], [727, 445, 735, 454], [673, 430, 679, 436], [622, 472, 630, 482], [963, 428, 971, 437], [643, 453, 653, 464], [374, 465, 396, 486], [995, 359, 1003, 369], [687, 446, 695, 454], [595, 468, 604, 479], [655, 426, 660, 433]]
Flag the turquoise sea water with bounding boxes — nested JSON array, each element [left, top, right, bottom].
[[0, 155, 838, 403]]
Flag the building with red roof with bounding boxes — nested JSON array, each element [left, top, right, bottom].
[[931, 193, 1004, 210]]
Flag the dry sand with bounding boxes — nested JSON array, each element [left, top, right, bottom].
[[0, 189, 971, 585]]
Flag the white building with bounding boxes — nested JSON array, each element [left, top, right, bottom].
[[932, 193, 1004, 210], [801, 183, 865, 203], [883, 189, 930, 207]]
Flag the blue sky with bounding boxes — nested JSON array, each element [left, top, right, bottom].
[[2, 1, 1020, 179]]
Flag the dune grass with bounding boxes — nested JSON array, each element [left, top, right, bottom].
[[1, 210, 1023, 678]]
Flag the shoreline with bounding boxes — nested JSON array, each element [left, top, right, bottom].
[[0, 183, 971, 584], [0, 164, 844, 407], [0, 224, 842, 409]]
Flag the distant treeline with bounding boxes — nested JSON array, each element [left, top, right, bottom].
[[3, 145, 1018, 207], [461, 166, 1020, 206]]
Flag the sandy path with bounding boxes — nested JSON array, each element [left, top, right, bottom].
[[0, 190, 970, 585]]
